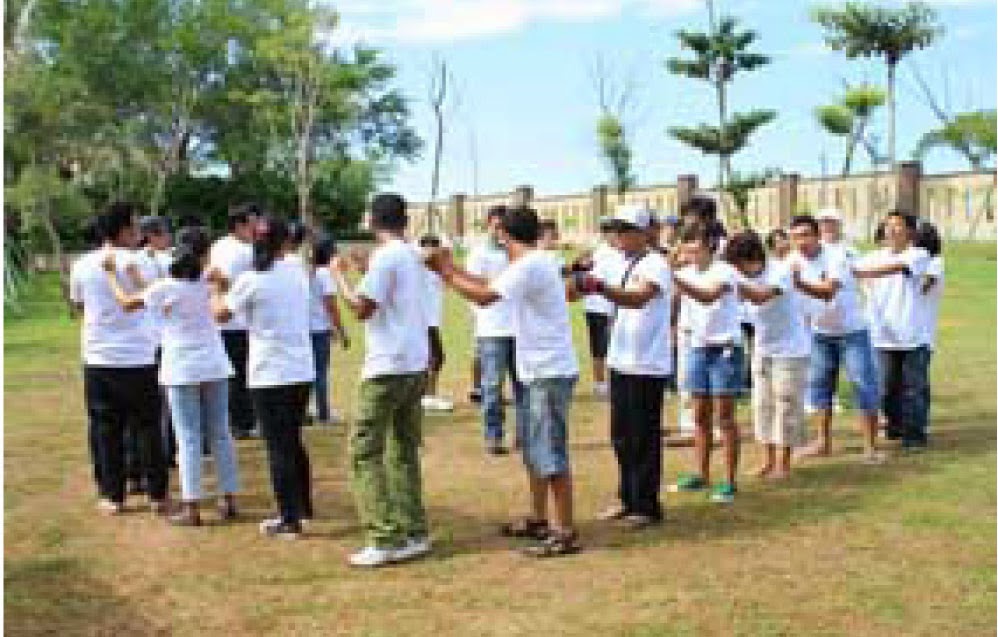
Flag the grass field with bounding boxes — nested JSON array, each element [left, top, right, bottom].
[[4, 243, 996, 636]]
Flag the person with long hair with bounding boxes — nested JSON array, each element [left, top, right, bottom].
[[308, 236, 348, 425], [915, 220, 944, 437], [212, 215, 315, 539], [102, 227, 241, 526]]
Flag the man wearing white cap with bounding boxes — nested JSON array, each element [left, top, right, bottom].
[[576, 204, 673, 528], [815, 207, 858, 261]]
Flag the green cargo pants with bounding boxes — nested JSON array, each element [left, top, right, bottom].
[[350, 372, 428, 548]]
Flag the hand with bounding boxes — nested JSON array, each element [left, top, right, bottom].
[[101, 252, 117, 273], [204, 267, 224, 285], [574, 273, 604, 296], [423, 247, 453, 274]]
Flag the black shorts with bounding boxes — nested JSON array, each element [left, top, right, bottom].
[[428, 326, 445, 373], [584, 312, 611, 359]]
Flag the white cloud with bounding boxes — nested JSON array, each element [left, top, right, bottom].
[[331, 0, 702, 45]]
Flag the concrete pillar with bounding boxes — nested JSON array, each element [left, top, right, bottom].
[[448, 193, 466, 238], [590, 185, 609, 233], [512, 185, 534, 207], [896, 161, 922, 216], [677, 174, 698, 211], [778, 173, 800, 228]]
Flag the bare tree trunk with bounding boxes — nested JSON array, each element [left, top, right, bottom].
[[717, 77, 729, 189], [887, 60, 897, 171], [428, 58, 449, 233], [39, 200, 70, 303]]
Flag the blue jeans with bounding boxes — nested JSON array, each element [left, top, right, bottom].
[[477, 337, 527, 443], [878, 347, 931, 445], [166, 380, 240, 501], [311, 331, 332, 421], [807, 330, 880, 414], [520, 376, 577, 477], [684, 345, 745, 397]]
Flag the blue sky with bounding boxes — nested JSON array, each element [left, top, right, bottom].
[[331, 0, 997, 202]]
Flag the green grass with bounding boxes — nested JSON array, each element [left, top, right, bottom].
[[5, 243, 996, 636]]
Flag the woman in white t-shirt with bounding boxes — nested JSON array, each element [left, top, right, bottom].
[[212, 216, 316, 540], [308, 237, 348, 425], [915, 220, 944, 436], [103, 227, 240, 527]]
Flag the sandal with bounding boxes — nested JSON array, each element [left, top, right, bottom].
[[499, 517, 549, 540], [522, 530, 582, 558]]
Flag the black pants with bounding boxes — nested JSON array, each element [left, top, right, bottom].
[[253, 384, 313, 524], [222, 330, 255, 434], [610, 371, 666, 520], [84, 365, 169, 504]]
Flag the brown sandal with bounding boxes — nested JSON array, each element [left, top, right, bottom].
[[499, 518, 549, 540], [522, 531, 582, 558]]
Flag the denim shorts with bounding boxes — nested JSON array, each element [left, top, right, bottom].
[[808, 329, 879, 413], [683, 345, 745, 397], [519, 376, 577, 477]]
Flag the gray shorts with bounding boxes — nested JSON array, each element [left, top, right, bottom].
[[518, 376, 577, 477]]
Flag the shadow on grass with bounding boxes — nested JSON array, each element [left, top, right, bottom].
[[4, 555, 169, 636]]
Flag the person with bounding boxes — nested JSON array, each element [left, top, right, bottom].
[[418, 234, 454, 412], [815, 207, 859, 259], [308, 236, 348, 426], [103, 227, 241, 526], [329, 193, 432, 567], [209, 203, 259, 439], [785, 215, 884, 463], [580, 218, 624, 399], [285, 221, 310, 272], [726, 231, 812, 480], [69, 202, 170, 516], [577, 205, 673, 528], [854, 211, 932, 450], [765, 228, 791, 262], [465, 206, 525, 455], [659, 215, 681, 251], [669, 223, 743, 503], [427, 205, 582, 558], [915, 221, 944, 435], [211, 215, 316, 539], [538, 219, 567, 273]]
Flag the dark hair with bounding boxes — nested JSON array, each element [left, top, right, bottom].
[[176, 214, 205, 232], [486, 205, 508, 221], [252, 215, 289, 271], [915, 220, 942, 256], [288, 220, 309, 247], [370, 193, 408, 231], [501, 206, 540, 244], [82, 217, 103, 250], [765, 228, 788, 251], [679, 222, 713, 246], [103, 202, 138, 243], [539, 219, 558, 235], [419, 234, 442, 248], [311, 235, 337, 267], [789, 214, 819, 235], [724, 231, 767, 266], [138, 216, 170, 247], [680, 195, 717, 222], [885, 209, 918, 232], [873, 221, 886, 244], [228, 202, 260, 231], [169, 227, 211, 281]]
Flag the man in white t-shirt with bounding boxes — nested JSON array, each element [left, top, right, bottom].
[[209, 203, 258, 438], [428, 205, 582, 558], [417, 234, 454, 413], [576, 205, 672, 528], [577, 218, 625, 399], [816, 207, 859, 260], [853, 211, 932, 450], [466, 205, 526, 455], [330, 194, 431, 568], [69, 203, 170, 515], [785, 214, 884, 463]]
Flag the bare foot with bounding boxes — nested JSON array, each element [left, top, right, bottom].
[[752, 464, 774, 478], [795, 441, 831, 459]]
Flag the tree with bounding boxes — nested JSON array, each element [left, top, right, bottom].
[[815, 84, 886, 175], [723, 168, 780, 229], [590, 54, 638, 199], [425, 55, 456, 232], [916, 110, 997, 170], [812, 1, 943, 169], [666, 2, 775, 189]]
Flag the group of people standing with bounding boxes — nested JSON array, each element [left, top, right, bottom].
[[69, 188, 944, 566]]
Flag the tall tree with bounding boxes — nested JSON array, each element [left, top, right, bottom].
[[590, 54, 638, 199], [915, 110, 997, 170], [815, 84, 886, 175], [812, 1, 942, 169], [666, 4, 775, 189], [426, 55, 456, 232]]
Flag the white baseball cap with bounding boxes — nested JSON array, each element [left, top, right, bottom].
[[815, 207, 844, 223], [611, 204, 654, 231]]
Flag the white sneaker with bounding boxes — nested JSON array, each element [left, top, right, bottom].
[[349, 545, 398, 568], [393, 536, 432, 562], [421, 396, 454, 412]]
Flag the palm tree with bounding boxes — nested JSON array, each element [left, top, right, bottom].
[[916, 110, 997, 170], [812, 2, 942, 170], [815, 84, 886, 175], [666, 3, 775, 189]]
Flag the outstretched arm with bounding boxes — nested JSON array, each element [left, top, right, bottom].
[[329, 258, 378, 321], [673, 275, 730, 305], [101, 255, 145, 312], [737, 281, 782, 305], [852, 262, 910, 279]]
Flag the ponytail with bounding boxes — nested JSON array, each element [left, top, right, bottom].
[[252, 215, 289, 272]]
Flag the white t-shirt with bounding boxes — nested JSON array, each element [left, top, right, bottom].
[[823, 240, 859, 261], [308, 268, 338, 333], [584, 243, 626, 315], [142, 278, 233, 385], [606, 251, 674, 377], [466, 241, 514, 338], [491, 250, 579, 383], [209, 236, 254, 331], [786, 246, 866, 336], [356, 239, 430, 380], [860, 246, 931, 350], [69, 248, 157, 367], [919, 256, 945, 350], [225, 260, 315, 387], [745, 263, 812, 359], [423, 268, 444, 328], [676, 260, 743, 348], [133, 248, 168, 344]]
